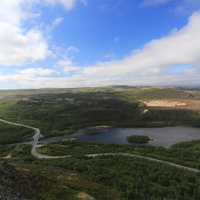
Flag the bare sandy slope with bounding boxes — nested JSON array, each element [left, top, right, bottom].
[[140, 100, 186, 107]]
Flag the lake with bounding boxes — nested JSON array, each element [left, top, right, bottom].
[[77, 126, 200, 147]]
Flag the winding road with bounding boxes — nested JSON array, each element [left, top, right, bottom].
[[0, 119, 69, 159], [1, 118, 200, 172]]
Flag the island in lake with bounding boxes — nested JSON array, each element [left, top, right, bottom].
[[126, 135, 151, 144]]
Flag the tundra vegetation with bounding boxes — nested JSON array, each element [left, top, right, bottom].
[[1, 86, 200, 199]]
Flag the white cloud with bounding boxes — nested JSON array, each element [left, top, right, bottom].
[[47, 17, 63, 33], [0, 23, 49, 66], [174, 0, 200, 15], [66, 46, 80, 53], [57, 57, 81, 74], [141, 0, 172, 7], [0, 1, 50, 66], [63, 66, 82, 74], [55, 46, 80, 74], [0, 0, 32, 26], [1, 0, 200, 89], [1, 66, 200, 89], [0, 0, 84, 66], [104, 53, 116, 59], [17, 68, 55, 76], [57, 59, 74, 67], [141, 0, 200, 15], [43, 0, 86, 10], [52, 17, 63, 27], [82, 11, 200, 77], [6, 10, 199, 88]]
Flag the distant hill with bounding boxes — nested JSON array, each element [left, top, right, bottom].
[[0, 86, 195, 101], [175, 86, 200, 91], [124, 87, 194, 100], [107, 85, 151, 89]]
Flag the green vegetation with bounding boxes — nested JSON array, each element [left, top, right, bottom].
[[14, 152, 200, 200], [85, 130, 106, 135], [126, 135, 151, 143], [0, 162, 116, 200], [0, 86, 199, 140], [0, 145, 35, 162], [73, 156, 200, 200], [138, 109, 200, 127], [0, 122, 34, 144], [0, 91, 142, 138], [36, 139, 200, 169], [1, 86, 200, 199], [0, 145, 16, 157], [120, 87, 194, 100], [2, 138, 200, 199]]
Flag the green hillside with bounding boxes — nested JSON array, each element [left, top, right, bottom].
[[120, 87, 194, 100]]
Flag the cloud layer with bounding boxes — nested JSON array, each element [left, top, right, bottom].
[[0, 0, 49, 66], [82, 11, 200, 77], [43, 0, 86, 10], [0, 1, 200, 88], [0, 0, 86, 66]]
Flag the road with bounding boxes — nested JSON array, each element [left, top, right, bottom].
[[0, 118, 200, 172], [0, 119, 71, 159]]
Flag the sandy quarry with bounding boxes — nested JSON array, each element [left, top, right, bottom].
[[140, 100, 186, 107]]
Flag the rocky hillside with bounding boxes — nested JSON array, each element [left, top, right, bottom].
[[0, 162, 115, 200]]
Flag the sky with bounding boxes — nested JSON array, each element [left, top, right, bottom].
[[0, 0, 200, 89]]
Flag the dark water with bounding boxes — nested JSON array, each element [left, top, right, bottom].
[[77, 126, 200, 147]]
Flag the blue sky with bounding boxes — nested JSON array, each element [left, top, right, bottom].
[[0, 0, 200, 89]]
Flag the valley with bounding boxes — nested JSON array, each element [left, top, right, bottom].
[[1, 86, 200, 200]]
